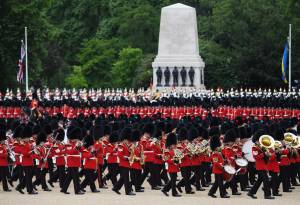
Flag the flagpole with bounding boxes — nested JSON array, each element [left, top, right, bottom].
[[288, 24, 291, 90], [25, 27, 29, 93]]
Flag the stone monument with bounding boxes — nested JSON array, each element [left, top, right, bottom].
[[152, 3, 205, 90]]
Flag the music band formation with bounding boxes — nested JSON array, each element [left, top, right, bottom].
[[0, 88, 300, 199]]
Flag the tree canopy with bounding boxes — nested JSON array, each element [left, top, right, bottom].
[[1, 0, 299, 91]]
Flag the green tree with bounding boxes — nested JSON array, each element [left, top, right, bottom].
[[65, 66, 88, 88], [111, 48, 143, 87]]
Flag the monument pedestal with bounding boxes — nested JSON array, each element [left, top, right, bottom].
[[152, 3, 205, 91]]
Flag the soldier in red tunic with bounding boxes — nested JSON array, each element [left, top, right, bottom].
[[0, 128, 11, 192], [247, 130, 274, 199], [112, 127, 135, 195], [208, 135, 229, 198], [80, 134, 100, 193], [105, 131, 120, 186], [60, 126, 85, 195], [161, 132, 181, 197], [129, 129, 144, 192]]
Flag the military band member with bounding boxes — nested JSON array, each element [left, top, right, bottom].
[[208, 135, 229, 198], [112, 127, 135, 195], [106, 131, 120, 186], [0, 128, 11, 191], [60, 126, 84, 195], [248, 130, 274, 199], [161, 132, 181, 197]]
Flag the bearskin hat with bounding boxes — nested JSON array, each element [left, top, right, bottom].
[[67, 126, 82, 140], [36, 132, 47, 145], [238, 126, 248, 139], [109, 131, 119, 143], [22, 125, 32, 139], [120, 127, 132, 141], [43, 124, 52, 135], [13, 124, 24, 139], [252, 129, 266, 143], [130, 129, 141, 142], [209, 126, 220, 137], [164, 122, 173, 134], [32, 124, 41, 135], [202, 129, 209, 140], [142, 123, 154, 135], [91, 125, 103, 141], [177, 127, 188, 141], [188, 127, 198, 142], [83, 134, 94, 148], [210, 135, 221, 151], [103, 125, 111, 136], [0, 129, 6, 141], [54, 128, 65, 142], [223, 129, 236, 143], [165, 132, 177, 148], [153, 128, 162, 140]]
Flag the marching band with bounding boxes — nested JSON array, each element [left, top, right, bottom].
[[0, 105, 300, 200]]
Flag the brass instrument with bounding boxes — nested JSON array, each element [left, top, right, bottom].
[[274, 140, 282, 150], [187, 143, 197, 156], [173, 148, 184, 164], [140, 145, 145, 165], [258, 135, 275, 157], [129, 142, 138, 166], [284, 133, 297, 147], [195, 139, 209, 154], [291, 136, 300, 149]]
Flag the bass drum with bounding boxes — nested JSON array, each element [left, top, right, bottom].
[[242, 139, 255, 162], [222, 165, 236, 182]]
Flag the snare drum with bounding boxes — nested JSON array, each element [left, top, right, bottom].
[[235, 158, 248, 175], [222, 165, 236, 182]]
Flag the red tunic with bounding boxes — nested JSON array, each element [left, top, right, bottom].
[[279, 149, 290, 166], [211, 151, 224, 174], [0, 144, 8, 166], [82, 147, 98, 170], [94, 141, 105, 165], [252, 145, 268, 171], [64, 142, 82, 168], [51, 143, 65, 166], [130, 143, 143, 170], [164, 149, 180, 173], [105, 143, 118, 164], [117, 142, 130, 168], [20, 142, 34, 167], [268, 149, 279, 173]]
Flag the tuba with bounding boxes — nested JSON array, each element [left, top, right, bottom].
[[259, 135, 275, 150], [274, 140, 282, 150], [284, 133, 297, 147], [187, 142, 197, 156]]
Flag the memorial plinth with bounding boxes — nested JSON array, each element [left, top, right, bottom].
[[152, 3, 205, 90]]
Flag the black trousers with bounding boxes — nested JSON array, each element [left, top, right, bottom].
[[248, 162, 256, 185], [61, 167, 80, 193], [224, 174, 238, 193], [107, 163, 119, 186], [47, 158, 54, 182], [209, 174, 226, 196], [113, 166, 131, 194], [0, 166, 9, 191], [189, 165, 202, 190], [177, 166, 192, 193], [269, 171, 279, 195], [11, 165, 24, 183], [33, 167, 49, 190], [97, 164, 105, 187], [279, 165, 290, 191], [290, 163, 298, 185], [249, 170, 271, 196], [80, 169, 97, 191], [141, 162, 155, 187], [130, 168, 142, 191], [296, 163, 300, 182], [160, 166, 169, 184], [51, 165, 66, 188], [152, 163, 162, 187], [203, 162, 212, 184], [17, 166, 34, 193], [237, 172, 249, 190], [162, 172, 178, 196]]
